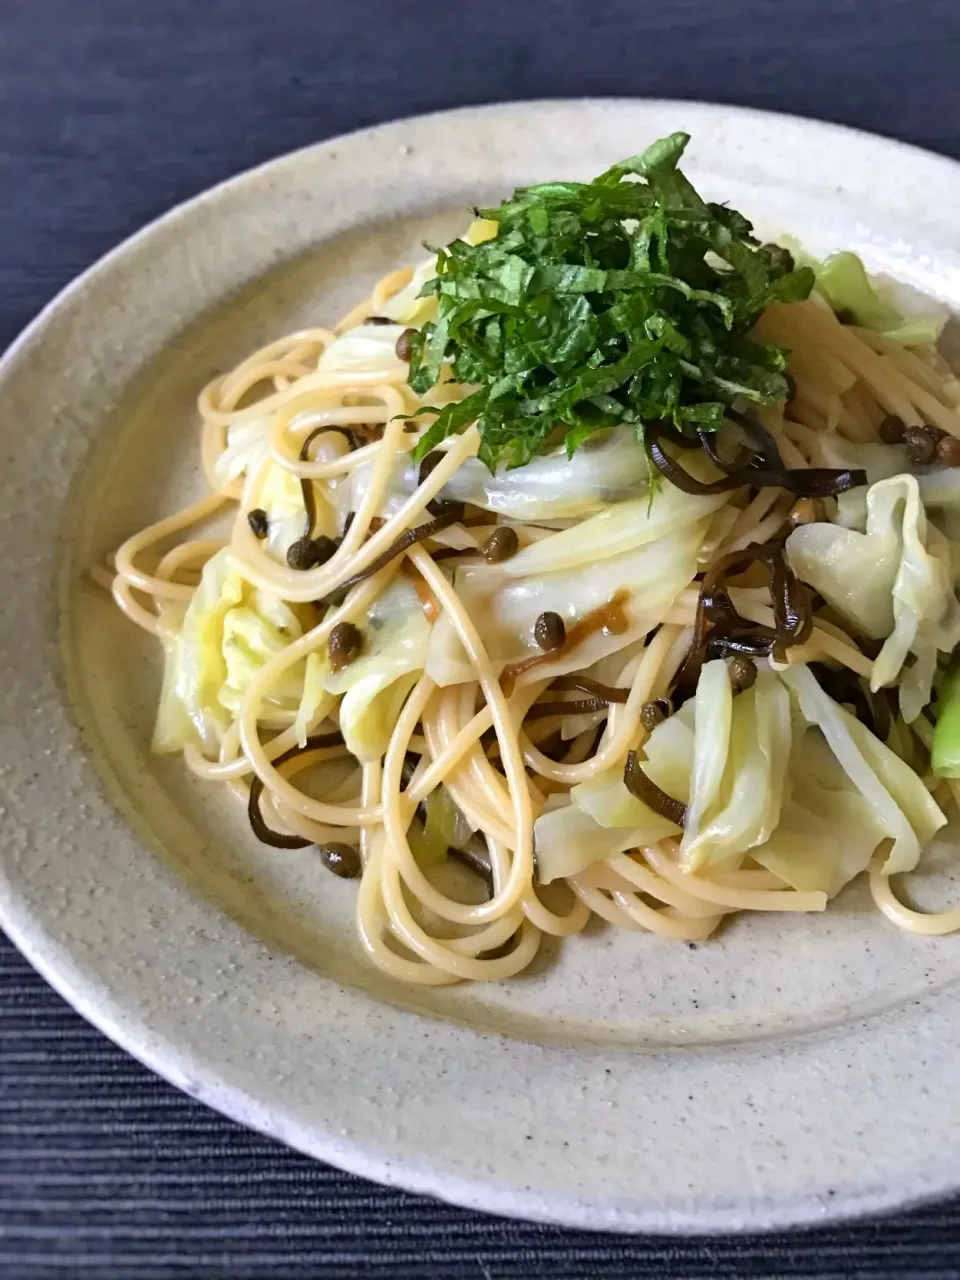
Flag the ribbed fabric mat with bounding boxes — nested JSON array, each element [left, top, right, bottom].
[[3, 2, 960, 1275]]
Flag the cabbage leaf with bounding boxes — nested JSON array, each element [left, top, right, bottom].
[[153, 549, 310, 754], [808, 250, 946, 345], [680, 665, 791, 872], [533, 660, 946, 892], [779, 663, 946, 873], [534, 800, 678, 883], [318, 577, 431, 762], [426, 515, 709, 686], [786, 474, 960, 720]]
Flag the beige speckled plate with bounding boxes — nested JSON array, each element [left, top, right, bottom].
[[4, 100, 960, 1233]]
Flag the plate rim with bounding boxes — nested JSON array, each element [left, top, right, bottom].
[[4, 96, 960, 1235]]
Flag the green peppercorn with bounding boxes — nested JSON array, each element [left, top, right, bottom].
[[247, 508, 269, 539], [878, 414, 906, 444], [533, 611, 566, 652], [481, 527, 520, 563], [318, 842, 362, 879], [286, 535, 338, 571], [729, 656, 758, 694], [904, 425, 940, 465], [395, 328, 416, 362], [328, 620, 363, 672]]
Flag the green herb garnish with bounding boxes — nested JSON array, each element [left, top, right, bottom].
[[407, 132, 813, 471]]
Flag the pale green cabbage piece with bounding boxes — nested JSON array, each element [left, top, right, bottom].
[[379, 257, 440, 327], [816, 434, 907, 485], [501, 465, 727, 578], [426, 516, 710, 686], [443, 429, 651, 520], [343, 428, 656, 522], [748, 786, 882, 896], [679, 659, 733, 866], [932, 663, 960, 779], [913, 470, 960, 556], [292, 651, 337, 749], [786, 474, 960, 720], [779, 663, 946, 873], [218, 596, 306, 718], [213, 416, 272, 489], [680, 665, 792, 873], [408, 786, 475, 868], [533, 802, 678, 884], [807, 250, 946, 345], [534, 660, 946, 893], [319, 577, 431, 763], [153, 549, 308, 754], [317, 323, 410, 378], [572, 770, 682, 838], [640, 697, 696, 802], [214, 419, 346, 558], [917, 467, 960, 516]]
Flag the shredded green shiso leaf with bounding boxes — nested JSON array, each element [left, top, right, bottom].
[[407, 132, 814, 471]]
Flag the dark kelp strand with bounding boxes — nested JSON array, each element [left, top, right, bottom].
[[624, 750, 686, 827], [640, 698, 672, 732], [674, 542, 812, 700], [552, 675, 630, 704], [247, 732, 345, 849], [317, 508, 462, 606], [648, 418, 866, 498], [525, 697, 609, 721]]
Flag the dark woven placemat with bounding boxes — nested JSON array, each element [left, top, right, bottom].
[[3, 2, 960, 1275]]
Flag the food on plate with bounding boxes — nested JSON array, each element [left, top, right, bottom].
[[101, 133, 960, 985]]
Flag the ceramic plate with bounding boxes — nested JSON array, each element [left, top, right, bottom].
[[3, 100, 960, 1233]]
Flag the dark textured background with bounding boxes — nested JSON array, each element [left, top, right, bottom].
[[3, 1, 960, 1275]]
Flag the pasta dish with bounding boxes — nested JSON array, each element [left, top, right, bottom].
[[101, 133, 960, 986]]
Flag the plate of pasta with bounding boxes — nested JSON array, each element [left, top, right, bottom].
[[4, 99, 960, 1232]]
